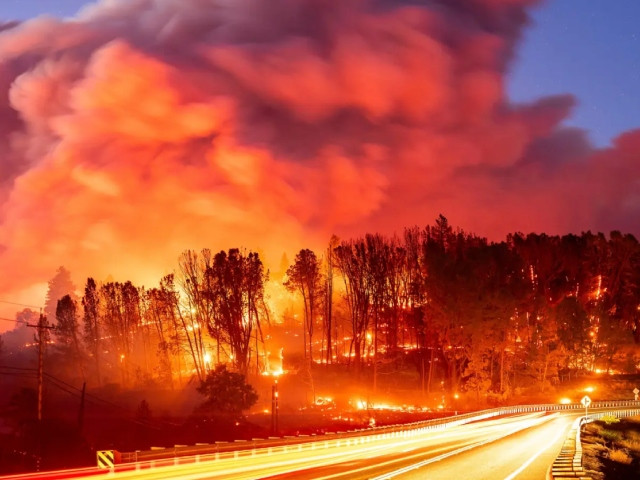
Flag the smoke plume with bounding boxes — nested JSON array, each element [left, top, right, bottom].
[[0, 0, 638, 320]]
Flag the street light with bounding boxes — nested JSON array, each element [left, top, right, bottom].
[[271, 372, 280, 435], [120, 354, 126, 386]]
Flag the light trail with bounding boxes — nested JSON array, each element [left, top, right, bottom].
[[502, 424, 566, 480], [367, 414, 558, 480], [2, 406, 638, 480], [44, 413, 552, 480]]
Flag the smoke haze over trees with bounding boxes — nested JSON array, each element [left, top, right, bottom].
[[3, 218, 638, 404]]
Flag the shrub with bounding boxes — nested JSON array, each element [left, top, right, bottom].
[[626, 430, 640, 443], [601, 429, 621, 442], [608, 449, 632, 465], [619, 439, 640, 451], [196, 364, 258, 419], [600, 414, 620, 425]]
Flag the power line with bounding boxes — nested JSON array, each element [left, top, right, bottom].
[[0, 298, 44, 327], [0, 366, 132, 411], [0, 316, 27, 324], [0, 371, 37, 378], [0, 299, 42, 309], [0, 365, 37, 372], [41, 373, 167, 428], [0, 365, 168, 429], [42, 374, 162, 429]]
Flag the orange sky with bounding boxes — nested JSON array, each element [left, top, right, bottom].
[[1, 0, 639, 329]]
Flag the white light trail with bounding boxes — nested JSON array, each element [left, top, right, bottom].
[[368, 414, 558, 480], [502, 422, 566, 480]]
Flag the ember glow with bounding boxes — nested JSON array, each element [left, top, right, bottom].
[[1, 0, 639, 320]]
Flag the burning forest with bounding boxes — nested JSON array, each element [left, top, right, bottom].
[[0, 0, 639, 475], [2, 216, 640, 471]]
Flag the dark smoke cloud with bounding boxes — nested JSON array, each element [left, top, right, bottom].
[[0, 0, 638, 321]]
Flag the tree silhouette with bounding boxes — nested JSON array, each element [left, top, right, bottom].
[[284, 249, 322, 364], [196, 364, 258, 418], [55, 294, 85, 379], [203, 249, 268, 374], [82, 278, 101, 385], [44, 267, 77, 324]]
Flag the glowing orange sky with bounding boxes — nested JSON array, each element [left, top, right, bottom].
[[1, 0, 639, 327]]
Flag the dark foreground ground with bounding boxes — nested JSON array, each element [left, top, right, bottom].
[[582, 416, 640, 480]]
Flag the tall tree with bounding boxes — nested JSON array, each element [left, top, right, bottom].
[[334, 239, 372, 373], [363, 233, 392, 392], [601, 232, 640, 343], [284, 249, 322, 364], [404, 227, 433, 392], [144, 275, 185, 387], [44, 267, 77, 323], [323, 235, 340, 364], [82, 278, 101, 385], [179, 250, 216, 370], [421, 219, 481, 393], [101, 281, 143, 385], [203, 249, 268, 374], [55, 294, 85, 379], [164, 271, 208, 383], [556, 297, 591, 369]]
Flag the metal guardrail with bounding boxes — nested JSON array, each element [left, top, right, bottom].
[[116, 400, 640, 465]]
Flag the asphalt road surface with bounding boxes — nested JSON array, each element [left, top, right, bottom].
[[3, 408, 628, 480], [264, 412, 573, 480]]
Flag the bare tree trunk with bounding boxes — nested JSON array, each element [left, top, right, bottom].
[[490, 349, 494, 389], [541, 346, 549, 392], [325, 274, 333, 364], [500, 348, 505, 393], [326, 238, 337, 364], [373, 311, 378, 394], [427, 347, 435, 393]]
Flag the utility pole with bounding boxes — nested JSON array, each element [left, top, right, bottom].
[[271, 379, 279, 435], [26, 314, 55, 422], [26, 314, 55, 470], [78, 381, 86, 432]]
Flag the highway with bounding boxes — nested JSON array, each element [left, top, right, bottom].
[[261, 412, 572, 480], [2, 412, 573, 480], [1, 406, 637, 480]]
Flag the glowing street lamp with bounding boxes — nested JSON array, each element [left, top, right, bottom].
[[120, 354, 126, 385], [271, 371, 281, 435]]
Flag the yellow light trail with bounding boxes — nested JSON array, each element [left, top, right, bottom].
[[90, 413, 555, 480]]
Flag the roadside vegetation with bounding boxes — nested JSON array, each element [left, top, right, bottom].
[[582, 416, 640, 479]]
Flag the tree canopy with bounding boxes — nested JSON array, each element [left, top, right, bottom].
[[196, 365, 258, 418]]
